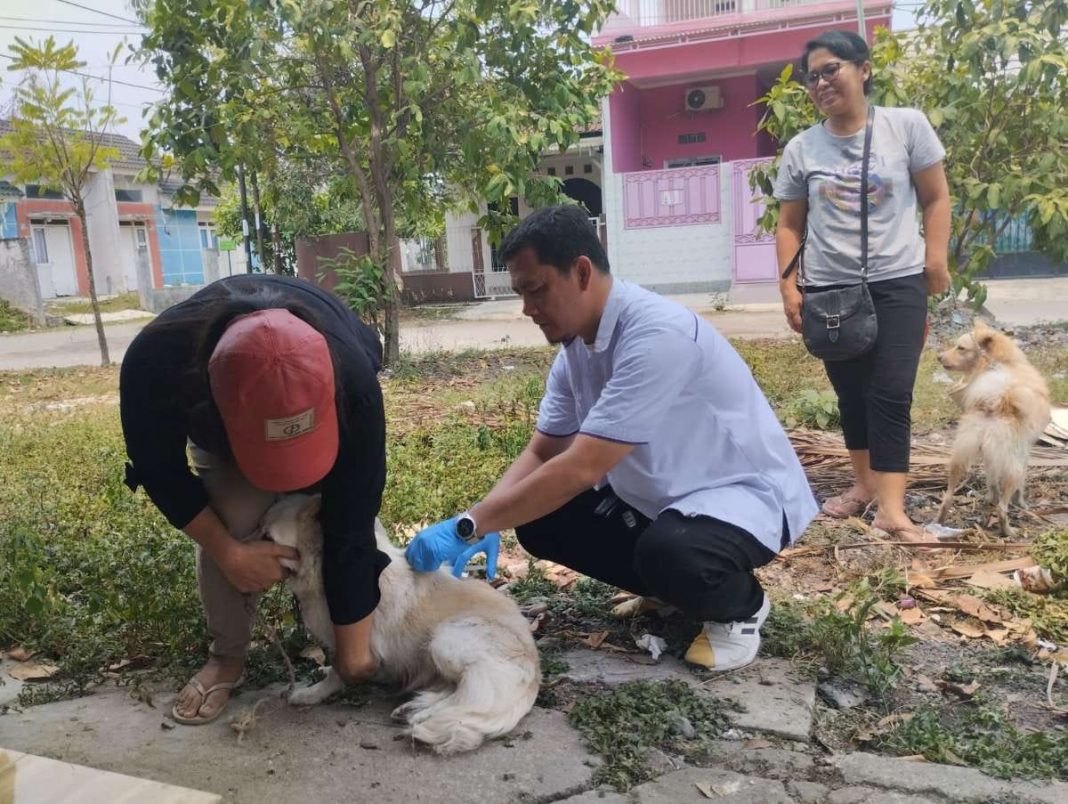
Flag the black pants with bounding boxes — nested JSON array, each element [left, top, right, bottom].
[[515, 486, 779, 623], [822, 273, 927, 474]]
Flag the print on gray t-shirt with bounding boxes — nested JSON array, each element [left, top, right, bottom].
[[773, 106, 945, 287]]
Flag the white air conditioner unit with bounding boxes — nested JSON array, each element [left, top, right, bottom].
[[685, 85, 723, 112]]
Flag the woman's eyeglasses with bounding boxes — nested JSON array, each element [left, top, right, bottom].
[[802, 61, 844, 89]]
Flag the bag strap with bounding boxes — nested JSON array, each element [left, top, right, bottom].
[[860, 104, 875, 282], [781, 230, 806, 282], [781, 105, 875, 284]]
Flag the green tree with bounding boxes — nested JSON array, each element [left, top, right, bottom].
[[1, 37, 124, 365], [213, 159, 368, 274], [750, 1, 1068, 308], [137, 0, 618, 365]]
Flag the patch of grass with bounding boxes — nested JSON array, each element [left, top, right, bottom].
[[1032, 529, 1068, 581], [540, 648, 569, 677], [559, 577, 617, 619], [383, 416, 529, 527], [731, 339, 960, 433], [877, 700, 1068, 780], [568, 680, 741, 791], [0, 299, 34, 332], [760, 580, 916, 699], [783, 388, 840, 430], [984, 588, 1068, 643], [47, 292, 142, 315], [388, 347, 553, 385], [508, 559, 556, 603], [761, 599, 810, 659]]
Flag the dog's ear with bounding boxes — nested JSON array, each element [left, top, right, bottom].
[[300, 494, 322, 522], [973, 321, 997, 352]]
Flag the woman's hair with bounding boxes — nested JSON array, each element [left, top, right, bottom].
[[159, 281, 343, 460], [801, 30, 873, 96]]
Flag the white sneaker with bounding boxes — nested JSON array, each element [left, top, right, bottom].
[[684, 595, 771, 672]]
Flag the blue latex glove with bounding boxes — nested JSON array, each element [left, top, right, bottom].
[[451, 532, 500, 581], [405, 517, 501, 580]]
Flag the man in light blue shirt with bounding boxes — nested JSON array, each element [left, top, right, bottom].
[[406, 205, 818, 671]]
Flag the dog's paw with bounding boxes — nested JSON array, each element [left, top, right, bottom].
[[287, 668, 343, 707], [390, 701, 419, 724], [287, 683, 330, 707]]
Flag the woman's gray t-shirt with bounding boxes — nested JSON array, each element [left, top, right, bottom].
[[773, 106, 945, 287]]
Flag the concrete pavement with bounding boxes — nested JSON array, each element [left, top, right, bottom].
[[1, 277, 1064, 371], [4, 649, 1065, 803]]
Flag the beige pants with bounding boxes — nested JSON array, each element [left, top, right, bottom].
[[190, 443, 278, 658]]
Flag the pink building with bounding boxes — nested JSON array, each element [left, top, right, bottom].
[[594, 0, 893, 294]]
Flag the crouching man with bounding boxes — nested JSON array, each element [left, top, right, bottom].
[[406, 205, 818, 671]]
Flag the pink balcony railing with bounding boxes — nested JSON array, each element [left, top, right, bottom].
[[599, 0, 856, 37]]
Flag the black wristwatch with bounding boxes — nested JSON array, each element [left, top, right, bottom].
[[456, 510, 479, 544]]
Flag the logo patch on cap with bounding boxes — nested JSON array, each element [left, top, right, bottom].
[[265, 408, 316, 441]]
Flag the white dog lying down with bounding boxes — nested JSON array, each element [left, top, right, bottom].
[[259, 494, 541, 754]]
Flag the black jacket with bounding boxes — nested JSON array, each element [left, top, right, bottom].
[[120, 275, 389, 625]]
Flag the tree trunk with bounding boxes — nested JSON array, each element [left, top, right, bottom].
[[379, 202, 402, 366], [75, 201, 110, 366], [272, 222, 286, 275], [382, 266, 401, 367], [251, 170, 267, 272]]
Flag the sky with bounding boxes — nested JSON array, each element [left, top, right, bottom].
[[0, 0, 924, 145], [0, 0, 160, 142]]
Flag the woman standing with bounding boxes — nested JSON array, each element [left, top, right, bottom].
[[774, 30, 951, 542], [121, 274, 389, 724]]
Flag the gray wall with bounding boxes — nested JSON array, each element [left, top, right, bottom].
[[0, 237, 45, 325]]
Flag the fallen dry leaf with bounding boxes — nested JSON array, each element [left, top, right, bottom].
[[8, 662, 59, 681], [5, 646, 35, 662], [949, 619, 986, 639], [936, 679, 981, 699], [914, 674, 939, 693], [931, 556, 1036, 581], [695, 781, 715, 799], [900, 607, 927, 626], [953, 594, 1004, 624], [743, 739, 773, 750], [874, 601, 899, 621], [985, 627, 1011, 646], [299, 646, 327, 666], [965, 569, 1018, 591], [907, 572, 937, 589], [584, 631, 609, 649]]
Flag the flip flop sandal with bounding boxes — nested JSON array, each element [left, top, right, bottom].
[[870, 523, 937, 552], [171, 674, 246, 726], [821, 493, 874, 519]]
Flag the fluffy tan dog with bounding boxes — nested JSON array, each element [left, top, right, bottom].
[[260, 494, 540, 754], [936, 322, 1051, 536]]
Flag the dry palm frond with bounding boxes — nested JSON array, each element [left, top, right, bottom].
[[788, 429, 1068, 492]]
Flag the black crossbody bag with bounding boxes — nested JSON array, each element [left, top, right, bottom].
[[782, 105, 878, 362]]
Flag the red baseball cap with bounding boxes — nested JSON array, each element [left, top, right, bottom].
[[208, 309, 339, 492]]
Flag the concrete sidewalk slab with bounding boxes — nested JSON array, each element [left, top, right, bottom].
[[832, 752, 1068, 803], [559, 650, 816, 743], [0, 748, 220, 804], [61, 310, 156, 326], [0, 682, 597, 804]]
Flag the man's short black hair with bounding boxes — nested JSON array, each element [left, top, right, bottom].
[[498, 204, 610, 275]]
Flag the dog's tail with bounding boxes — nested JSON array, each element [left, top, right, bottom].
[[406, 619, 540, 754]]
